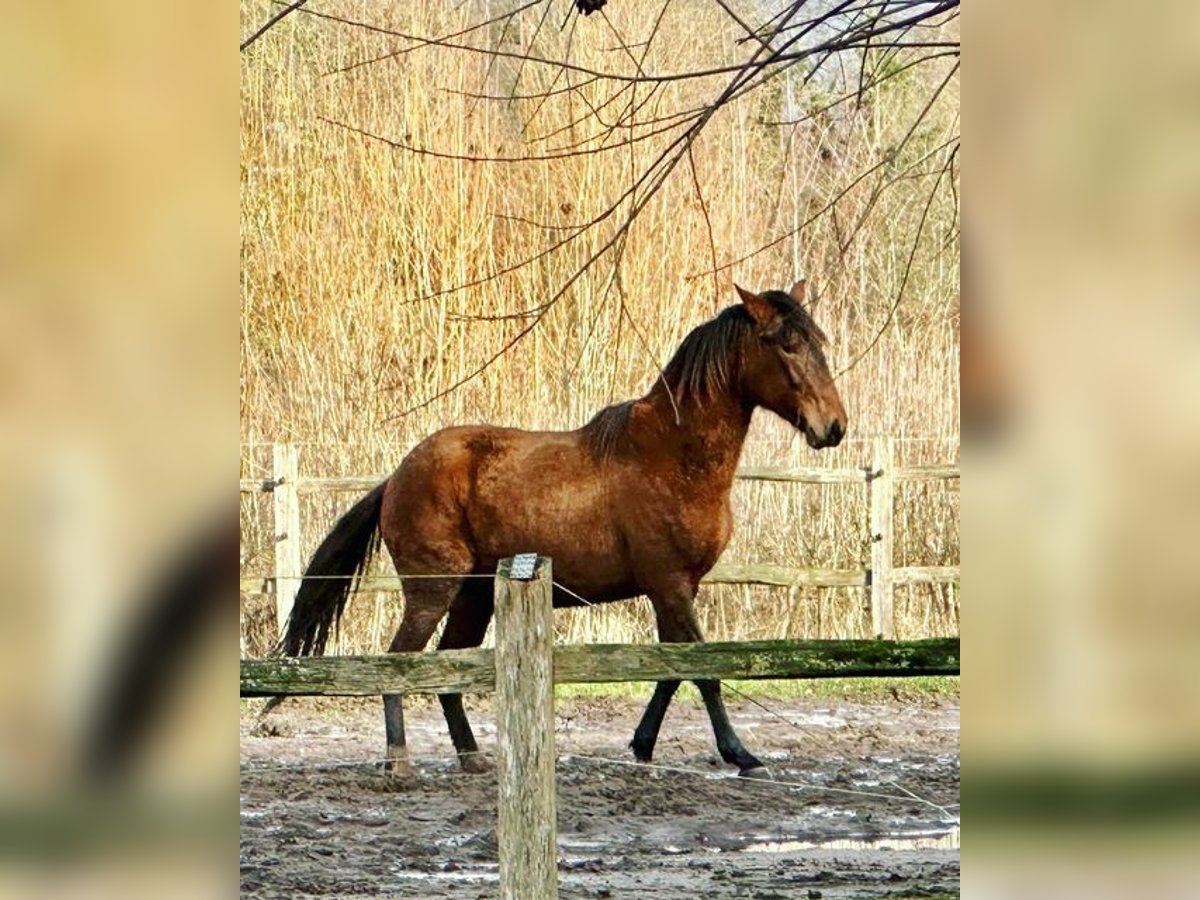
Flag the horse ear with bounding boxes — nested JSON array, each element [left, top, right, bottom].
[[735, 283, 777, 326], [789, 279, 807, 305]]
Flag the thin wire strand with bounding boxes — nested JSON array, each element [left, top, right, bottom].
[[238, 435, 960, 447], [239, 751, 958, 817], [882, 776, 960, 821], [552, 580, 596, 607], [719, 680, 824, 744], [562, 753, 958, 815]]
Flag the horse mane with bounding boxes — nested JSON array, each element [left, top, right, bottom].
[[582, 400, 635, 460], [581, 295, 824, 460], [663, 304, 756, 400]]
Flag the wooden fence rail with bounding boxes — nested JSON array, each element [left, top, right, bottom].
[[239, 440, 959, 640], [237, 464, 960, 494], [240, 636, 961, 697]]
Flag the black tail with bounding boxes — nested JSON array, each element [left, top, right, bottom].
[[278, 482, 386, 657], [84, 513, 235, 784]]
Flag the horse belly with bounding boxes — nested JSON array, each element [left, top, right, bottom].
[[644, 497, 734, 583]]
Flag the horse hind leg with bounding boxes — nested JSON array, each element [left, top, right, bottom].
[[436, 581, 494, 773], [382, 576, 459, 779]]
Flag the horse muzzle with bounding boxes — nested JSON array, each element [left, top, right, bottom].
[[804, 417, 844, 449]]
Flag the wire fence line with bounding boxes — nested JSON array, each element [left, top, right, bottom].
[[238, 748, 958, 819], [238, 465, 960, 492], [259, 572, 499, 581]]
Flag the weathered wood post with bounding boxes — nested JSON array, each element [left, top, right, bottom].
[[869, 437, 895, 639], [494, 554, 557, 900], [272, 443, 301, 636]]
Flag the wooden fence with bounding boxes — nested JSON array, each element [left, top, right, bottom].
[[241, 555, 960, 898], [239, 439, 959, 640]]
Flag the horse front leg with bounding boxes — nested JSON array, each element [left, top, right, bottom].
[[630, 679, 680, 762], [635, 591, 768, 778], [694, 677, 769, 778]]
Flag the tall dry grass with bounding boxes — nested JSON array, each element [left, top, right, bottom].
[[239, 0, 960, 656]]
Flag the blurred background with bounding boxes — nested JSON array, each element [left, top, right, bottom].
[[966, 0, 1200, 894], [0, 2, 234, 895]]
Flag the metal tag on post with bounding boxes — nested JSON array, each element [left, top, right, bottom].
[[509, 553, 539, 581]]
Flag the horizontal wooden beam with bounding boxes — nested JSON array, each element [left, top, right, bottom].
[[238, 464, 959, 495], [892, 565, 960, 585], [735, 465, 866, 485], [243, 647, 492, 696], [295, 476, 382, 493], [240, 637, 959, 696], [704, 563, 866, 588], [895, 463, 960, 481]]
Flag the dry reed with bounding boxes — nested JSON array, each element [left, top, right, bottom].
[[239, 0, 960, 655]]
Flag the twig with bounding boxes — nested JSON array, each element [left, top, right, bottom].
[[240, 0, 309, 52]]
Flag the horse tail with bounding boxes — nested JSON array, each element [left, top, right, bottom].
[[278, 481, 387, 657]]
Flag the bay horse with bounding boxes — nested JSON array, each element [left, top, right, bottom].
[[280, 281, 846, 778]]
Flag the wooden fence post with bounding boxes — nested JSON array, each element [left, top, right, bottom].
[[272, 443, 301, 637], [869, 437, 895, 639], [494, 554, 557, 900]]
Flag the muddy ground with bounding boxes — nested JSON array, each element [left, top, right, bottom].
[[240, 691, 959, 898]]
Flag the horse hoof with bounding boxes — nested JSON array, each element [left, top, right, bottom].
[[459, 752, 493, 774], [383, 756, 416, 783], [738, 765, 774, 780], [629, 738, 653, 763]]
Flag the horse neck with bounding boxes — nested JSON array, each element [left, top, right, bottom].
[[638, 380, 753, 486]]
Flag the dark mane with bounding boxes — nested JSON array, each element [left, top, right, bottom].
[[582, 295, 825, 461], [665, 296, 825, 399], [582, 400, 635, 460], [663, 305, 756, 401], [581, 307, 753, 461]]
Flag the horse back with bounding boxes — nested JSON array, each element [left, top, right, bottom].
[[383, 423, 735, 601], [383, 425, 633, 596]]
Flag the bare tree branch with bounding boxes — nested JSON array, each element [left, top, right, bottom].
[[326, 0, 543, 78], [240, 0, 309, 53], [836, 140, 958, 376], [270, 0, 959, 409], [687, 143, 721, 312]]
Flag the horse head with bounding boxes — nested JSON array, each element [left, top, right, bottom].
[[735, 281, 847, 449]]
